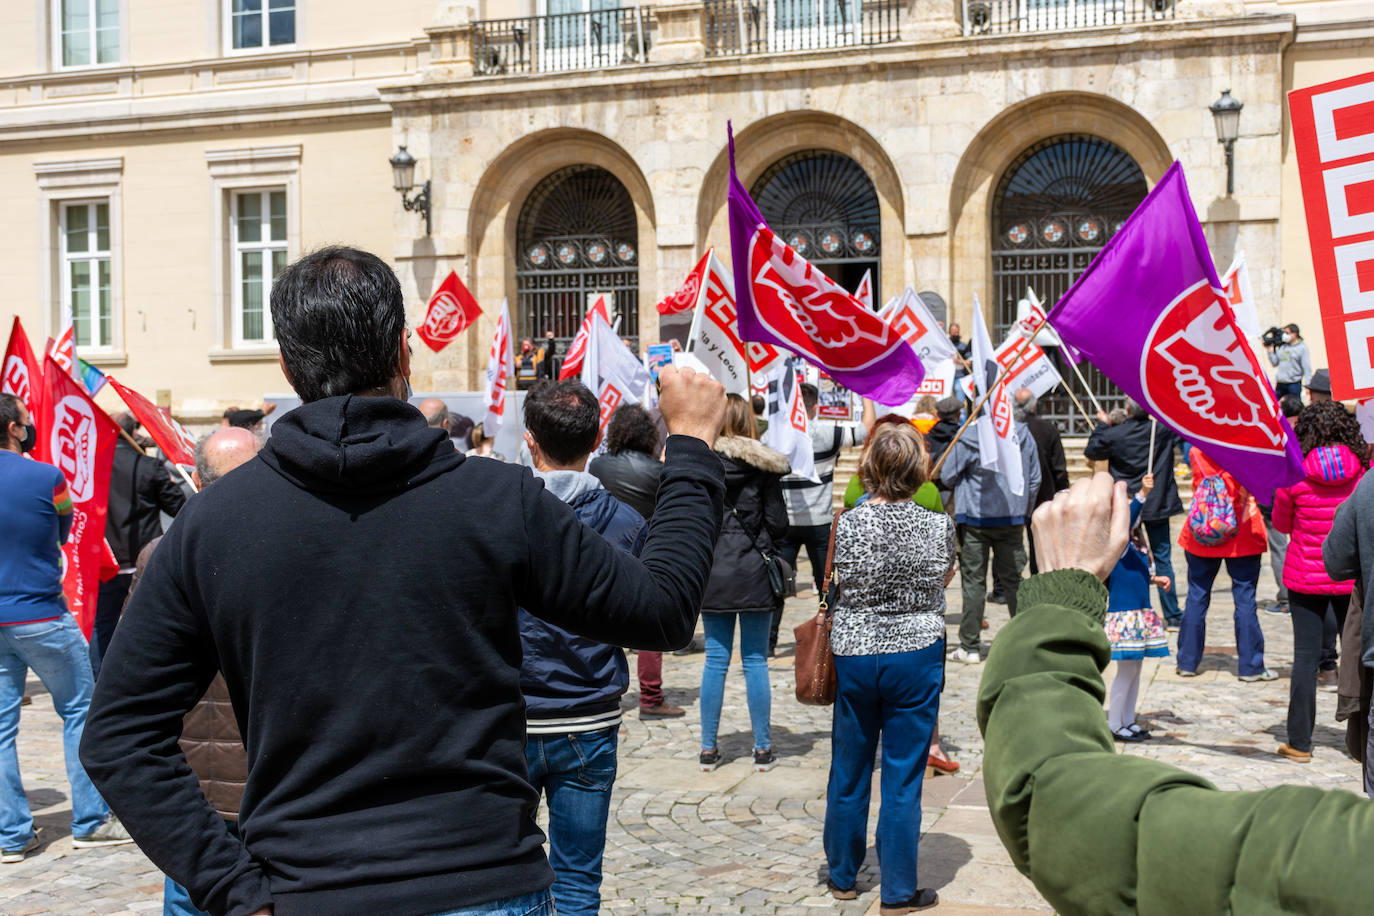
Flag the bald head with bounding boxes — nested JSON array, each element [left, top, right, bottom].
[[417, 398, 449, 428], [193, 427, 261, 489], [1014, 388, 1035, 413]]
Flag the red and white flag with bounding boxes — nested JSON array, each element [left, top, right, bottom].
[[993, 327, 1061, 399], [40, 356, 118, 638], [761, 358, 816, 483], [657, 250, 711, 316], [878, 288, 956, 402], [49, 325, 75, 377], [107, 378, 199, 467], [685, 250, 782, 395], [481, 299, 514, 438], [417, 271, 483, 353], [558, 295, 612, 381], [3, 316, 42, 415], [854, 270, 874, 312], [1220, 252, 1261, 342], [588, 310, 649, 433], [970, 298, 1024, 497]]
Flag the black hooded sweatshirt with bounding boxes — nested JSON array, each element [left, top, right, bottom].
[[80, 395, 724, 916]]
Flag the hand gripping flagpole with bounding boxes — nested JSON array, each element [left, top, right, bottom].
[[116, 426, 200, 492], [929, 314, 1050, 482]]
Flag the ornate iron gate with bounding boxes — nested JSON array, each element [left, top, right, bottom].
[[991, 135, 1148, 434], [516, 165, 639, 352]]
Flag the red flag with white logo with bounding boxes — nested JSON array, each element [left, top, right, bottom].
[[40, 356, 118, 638], [657, 250, 711, 316], [481, 300, 514, 438], [106, 378, 199, 467], [558, 295, 612, 381], [3, 316, 42, 416], [417, 271, 483, 353]]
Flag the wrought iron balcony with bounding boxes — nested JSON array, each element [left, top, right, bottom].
[[472, 7, 653, 75], [704, 0, 902, 56], [961, 0, 1173, 36]]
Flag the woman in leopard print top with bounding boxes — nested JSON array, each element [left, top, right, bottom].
[[823, 422, 955, 914]]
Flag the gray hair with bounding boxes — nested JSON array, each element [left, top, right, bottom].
[[195, 428, 261, 487], [1125, 399, 1149, 420]]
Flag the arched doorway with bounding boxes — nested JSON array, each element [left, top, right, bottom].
[[516, 164, 639, 350], [750, 150, 880, 304], [991, 135, 1148, 432]]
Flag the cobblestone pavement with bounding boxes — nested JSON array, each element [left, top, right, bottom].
[[3, 537, 1362, 915]]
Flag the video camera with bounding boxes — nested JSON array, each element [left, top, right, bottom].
[[1261, 326, 1285, 349]]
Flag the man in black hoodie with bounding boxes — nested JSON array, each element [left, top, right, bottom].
[[80, 246, 727, 916]]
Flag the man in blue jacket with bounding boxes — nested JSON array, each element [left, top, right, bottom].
[[518, 379, 647, 916]]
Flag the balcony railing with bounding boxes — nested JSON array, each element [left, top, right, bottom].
[[704, 0, 902, 56], [961, 0, 1173, 35], [472, 7, 653, 75]]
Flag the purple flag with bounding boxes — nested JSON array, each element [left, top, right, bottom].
[[1049, 161, 1302, 499], [726, 127, 923, 406]]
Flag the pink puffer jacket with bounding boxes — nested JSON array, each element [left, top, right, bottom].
[[1273, 444, 1367, 595]]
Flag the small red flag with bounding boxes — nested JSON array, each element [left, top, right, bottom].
[[107, 378, 199, 466], [657, 250, 710, 315], [3, 316, 42, 416], [417, 271, 483, 353], [558, 296, 612, 381]]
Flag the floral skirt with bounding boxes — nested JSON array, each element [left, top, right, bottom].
[[1105, 607, 1170, 660]]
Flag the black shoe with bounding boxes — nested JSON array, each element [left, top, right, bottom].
[[1112, 726, 1149, 743], [699, 748, 722, 772], [752, 749, 777, 772], [880, 888, 939, 913], [987, 591, 1007, 604]]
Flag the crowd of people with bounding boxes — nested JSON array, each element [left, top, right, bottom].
[[3, 243, 1374, 916]]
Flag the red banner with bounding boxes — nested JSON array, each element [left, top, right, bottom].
[[1290, 71, 1374, 400], [49, 325, 75, 377], [42, 356, 117, 638], [3, 316, 42, 417], [107, 377, 199, 466], [417, 271, 483, 353], [558, 295, 611, 380], [657, 250, 710, 315]]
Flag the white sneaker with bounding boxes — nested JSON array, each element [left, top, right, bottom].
[[951, 647, 982, 664], [72, 815, 133, 848]]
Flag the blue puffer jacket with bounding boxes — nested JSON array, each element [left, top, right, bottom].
[[518, 470, 648, 728]]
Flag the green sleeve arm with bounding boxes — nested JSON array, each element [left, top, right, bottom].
[[977, 570, 1374, 916]]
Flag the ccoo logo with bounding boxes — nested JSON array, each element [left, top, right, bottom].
[[50, 395, 98, 502]]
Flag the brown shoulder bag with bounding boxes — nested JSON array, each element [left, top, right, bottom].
[[793, 508, 843, 706]]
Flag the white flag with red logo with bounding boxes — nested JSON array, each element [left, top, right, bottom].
[[657, 250, 711, 316], [686, 250, 782, 395], [107, 378, 199, 467], [854, 270, 874, 312], [49, 325, 75, 378], [482, 299, 514, 438], [878, 287, 956, 402], [3, 316, 42, 416], [417, 271, 483, 353], [558, 295, 611, 381], [40, 356, 117, 638], [588, 310, 649, 433], [993, 328, 1061, 399], [761, 358, 816, 483], [971, 299, 1024, 497], [1220, 252, 1261, 342]]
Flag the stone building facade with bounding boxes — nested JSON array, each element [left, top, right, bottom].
[[0, 0, 1368, 424]]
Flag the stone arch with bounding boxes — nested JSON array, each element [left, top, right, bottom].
[[947, 91, 1174, 328], [467, 128, 657, 347], [696, 111, 906, 302]]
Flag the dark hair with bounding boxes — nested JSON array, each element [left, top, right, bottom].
[[270, 246, 407, 402], [605, 404, 660, 457], [1294, 400, 1367, 458], [111, 411, 138, 437], [523, 379, 600, 464], [859, 422, 929, 502], [1286, 323, 1301, 338], [447, 413, 475, 448], [800, 383, 819, 412], [751, 394, 765, 416], [1279, 394, 1303, 419], [0, 392, 22, 431]]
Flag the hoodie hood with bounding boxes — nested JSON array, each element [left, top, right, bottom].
[[259, 394, 460, 495], [1302, 444, 1365, 486], [714, 435, 791, 483], [532, 468, 602, 504]]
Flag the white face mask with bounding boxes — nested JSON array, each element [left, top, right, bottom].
[[1281, 333, 1292, 343]]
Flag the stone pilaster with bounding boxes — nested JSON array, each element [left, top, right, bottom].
[[650, 3, 707, 63]]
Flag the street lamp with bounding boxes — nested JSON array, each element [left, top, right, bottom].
[[389, 144, 432, 235], [1209, 89, 1243, 197]]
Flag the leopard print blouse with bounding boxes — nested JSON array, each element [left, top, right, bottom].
[[830, 501, 956, 657]]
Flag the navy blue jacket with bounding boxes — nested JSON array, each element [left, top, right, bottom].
[[518, 474, 648, 724]]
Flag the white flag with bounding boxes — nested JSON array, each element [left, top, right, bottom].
[[971, 296, 1024, 497], [854, 270, 874, 312], [993, 329, 1061, 399], [481, 299, 513, 438], [590, 311, 650, 433], [762, 358, 817, 483], [880, 287, 957, 405], [1220, 252, 1261, 342], [685, 250, 782, 395]]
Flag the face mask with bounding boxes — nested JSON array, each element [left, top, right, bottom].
[[949, 334, 961, 344], [19, 423, 36, 453], [1281, 333, 1291, 343]]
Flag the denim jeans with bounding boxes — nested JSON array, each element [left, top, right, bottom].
[[426, 890, 556, 916], [526, 727, 618, 916], [1176, 553, 1265, 675], [700, 612, 772, 752], [824, 642, 942, 905], [89, 573, 131, 681], [0, 611, 109, 849], [1142, 519, 1182, 623]]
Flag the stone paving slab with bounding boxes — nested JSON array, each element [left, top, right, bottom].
[[4, 524, 1362, 914]]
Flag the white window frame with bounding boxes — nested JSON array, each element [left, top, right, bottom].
[[50, 0, 123, 70], [229, 188, 287, 347], [206, 145, 300, 360], [222, 0, 299, 55], [58, 199, 115, 351], [34, 157, 124, 366]]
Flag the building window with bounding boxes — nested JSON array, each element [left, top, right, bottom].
[[229, 0, 296, 50], [56, 0, 119, 68], [59, 201, 113, 349], [230, 190, 287, 344]]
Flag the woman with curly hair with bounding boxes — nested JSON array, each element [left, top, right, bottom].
[[1273, 400, 1370, 762]]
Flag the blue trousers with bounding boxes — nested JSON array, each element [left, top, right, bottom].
[[427, 890, 556, 915], [525, 727, 618, 916], [1176, 553, 1265, 676], [700, 612, 772, 752], [1142, 519, 1182, 623], [824, 642, 942, 906]]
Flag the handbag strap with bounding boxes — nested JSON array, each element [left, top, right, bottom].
[[818, 508, 845, 613], [729, 506, 773, 563]]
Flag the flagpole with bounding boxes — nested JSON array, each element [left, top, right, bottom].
[[1027, 287, 1104, 417], [1148, 416, 1158, 475], [1065, 355, 1105, 416], [118, 426, 199, 493]]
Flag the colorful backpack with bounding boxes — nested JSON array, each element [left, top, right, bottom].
[[1186, 474, 1237, 546]]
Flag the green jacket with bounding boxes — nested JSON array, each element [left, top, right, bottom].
[[976, 569, 1374, 915], [842, 475, 942, 513]]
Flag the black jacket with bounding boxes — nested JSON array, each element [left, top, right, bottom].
[[80, 395, 724, 916], [925, 418, 960, 466], [1083, 415, 1184, 521], [105, 440, 186, 567], [589, 449, 662, 520], [702, 436, 790, 614], [1023, 413, 1069, 510]]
